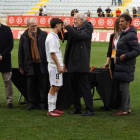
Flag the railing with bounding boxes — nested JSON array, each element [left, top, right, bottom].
[[1, 11, 140, 18]]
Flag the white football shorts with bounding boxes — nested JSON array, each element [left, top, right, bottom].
[[48, 64, 63, 87]]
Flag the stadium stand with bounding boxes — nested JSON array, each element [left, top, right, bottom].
[[0, 0, 140, 17]]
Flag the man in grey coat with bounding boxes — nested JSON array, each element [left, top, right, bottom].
[[62, 13, 94, 116], [0, 20, 13, 108], [113, 14, 140, 116]]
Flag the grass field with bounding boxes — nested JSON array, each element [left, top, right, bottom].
[[0, 39, 140, 140]]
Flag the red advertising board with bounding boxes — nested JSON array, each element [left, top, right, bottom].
[[11, 29, 140, 42], [8, 16, 140, 28]]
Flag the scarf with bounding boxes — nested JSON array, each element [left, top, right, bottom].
[[28, 30, 41, 63]]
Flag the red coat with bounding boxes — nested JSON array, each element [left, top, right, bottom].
[[116, 10, 121, 17]]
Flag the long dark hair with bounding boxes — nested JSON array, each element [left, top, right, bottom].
[[114, 18, 121, 38]]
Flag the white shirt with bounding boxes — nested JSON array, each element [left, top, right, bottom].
[[114, 34, 120, 49], [45, 32, 63, 68], [43, 7, 47, 14]]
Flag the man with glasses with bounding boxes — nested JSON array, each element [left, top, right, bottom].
[[18, 18, 48, 111]]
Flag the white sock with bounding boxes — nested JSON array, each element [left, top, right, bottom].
[[53, 92, 58, 110], [48, 93, 55, 112]]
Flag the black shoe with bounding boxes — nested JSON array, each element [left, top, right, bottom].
[[27, 106, 35, 110], [68, 109, 82, 114], [82, 111, 94, 116], [100, 106, 110, 111], [7, 103, 13, 109]]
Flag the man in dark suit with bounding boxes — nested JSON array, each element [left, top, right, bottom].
[[18, 18, 48, 110], [0, 21, 14, 108], [62, 13, 94, 116]]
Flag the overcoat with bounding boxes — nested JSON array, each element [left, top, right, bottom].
[[0, 24, 13, 72]]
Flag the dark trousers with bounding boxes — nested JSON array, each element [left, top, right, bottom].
[[118, 0, 122, 6], [27, 64, 47, 108], [112, 0, 116, 5], [109, 79, 121, 109], [70, 73, 94, 112], [109, 58, 121, 109]]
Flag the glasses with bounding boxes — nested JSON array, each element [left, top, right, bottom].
[[30, 25, 37, 28]]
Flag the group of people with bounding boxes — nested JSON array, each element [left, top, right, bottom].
[[132, 7, 140, 18], [39, 5, 47, 16], [97, 6, 122, 17], [0, 13, 140, 117], [71, 9, 79, 16], [104, 14, 140, 115], [112, 0, 122, 6]]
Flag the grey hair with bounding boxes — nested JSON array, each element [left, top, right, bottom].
[[79, 13, 86, 22], [27, 18, 37, 26]]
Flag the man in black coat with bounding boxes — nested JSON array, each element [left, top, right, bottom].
[[0, 21, 13, 109], [63, 13, 94, 116], [97, 6, 102, 17], [113, 14, 140, 116], [105, 7, 112, 17], [18, 18, 48, 110]]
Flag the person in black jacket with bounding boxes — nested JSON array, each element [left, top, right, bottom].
[[97, 6, 102, 17], [0, 21, 14, 109], [105, 7, 112, 17], [103, 18, 122, 110], [18, 18, 48, 110], [113, 14, 140, 116], [62, 13, 94, 116]]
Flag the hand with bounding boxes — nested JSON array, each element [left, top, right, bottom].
[[58, 66, 64, 73], [120, 54, 126, 61], [63, 64, 68, 72], [104, 63, 109, 68], [63, 20, 69, 27], [0, 56, 3, 61], [114, 57, 116, 64], [19, 69, 24, 74]]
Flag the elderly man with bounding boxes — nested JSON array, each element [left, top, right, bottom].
[[0, 20, 13, 108], [18, 18, 48, 110], [113, 14, 140, 116], [61, 13, 94, 116]]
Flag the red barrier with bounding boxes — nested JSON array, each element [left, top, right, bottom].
[[8, 16, 140, 28], [11, 29, 140, 42]]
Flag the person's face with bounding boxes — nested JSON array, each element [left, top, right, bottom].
[[119, 17, 130, 30], [73, 14, 84, 28], [56, 23, 63, 32], [28, 20, 38, 33]]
